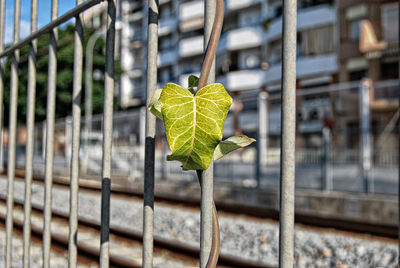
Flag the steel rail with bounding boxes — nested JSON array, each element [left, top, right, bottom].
[[279, 0, 297, 267], [100, 0, 116, 267], [6, 173, 400, 240], [22, 0, 38, 266], [68, 0, 84, 266], [0, 0, 105, 59], [142, 0, 159, 266], [5, 0, 21, 266], [0, 183, 273, 268]]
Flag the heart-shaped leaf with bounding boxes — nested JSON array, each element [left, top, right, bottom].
[[160, 83, 232, 170], [214, 135, 256, 160]]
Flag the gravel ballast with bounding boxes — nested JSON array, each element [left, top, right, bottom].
[[0, 178, 396, 267]]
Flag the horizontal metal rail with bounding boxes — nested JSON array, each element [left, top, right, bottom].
[[0, 0, 105, 59]]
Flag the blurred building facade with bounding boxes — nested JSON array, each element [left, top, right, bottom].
[[85, 0, 398, 152]]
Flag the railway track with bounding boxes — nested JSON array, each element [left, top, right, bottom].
[[12, 168, 397, 239], [1, 173, 273, 268], [0, 170, 397, 267]]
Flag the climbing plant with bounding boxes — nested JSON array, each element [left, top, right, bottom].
[[149, 0, 255, 266]]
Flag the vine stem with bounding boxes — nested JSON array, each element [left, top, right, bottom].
[[196, 0, 224, 267]]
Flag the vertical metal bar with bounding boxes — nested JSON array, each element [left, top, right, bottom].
[[359, 78, 372, 193], [398, 0, 400, 264], [100, 1, 116, 267], [5, 0, 20, 266], [279, 0, 297, 267], [321, 127, 332, 191], [68, 0, 83, 266], [42, 0, 58, 267], [23, 0, 38, 266], [257, 89, 268, 187], [85, 30, 102, 155], [200, 0, 216, 266], [0, 0, 5, 174], [142, 0, 158, 266]]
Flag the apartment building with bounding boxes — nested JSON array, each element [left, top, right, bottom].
[[114, 0, 338, 147], [333, 0, 399, 151]]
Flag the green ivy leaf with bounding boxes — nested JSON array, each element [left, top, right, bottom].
[[214, 135, 256, 160], [148, 88, 163, 120], [160, 83, 232, 170], [188, 75, 199, 88]]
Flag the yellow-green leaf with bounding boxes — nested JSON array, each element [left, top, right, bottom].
[[160, 83, 232, 170], [148, 88, 163, 120], [214, 135, 256, 160]]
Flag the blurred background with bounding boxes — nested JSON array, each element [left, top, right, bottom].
[[0, 0, 399, 266], [3, 0, 398, 194]]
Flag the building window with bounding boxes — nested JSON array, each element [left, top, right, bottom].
[[349, 20, 362, 41], [299, 25, 334, 56], [381, 2, 399, 43]]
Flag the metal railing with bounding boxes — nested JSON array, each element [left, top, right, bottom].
[[0, 0, 115, 267], [1, 0, 299, 267]]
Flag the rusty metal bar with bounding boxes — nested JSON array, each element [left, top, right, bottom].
[[200, 0, 216, 266], [0, 0, 105, 59], [100, 0, 116, 267], [5, 0, 20, 266], [68, 0, 83, 266], [42, 0, 58, 267], [279, 0, 297, 267], [22, 0, 38, 266], [143, 0, 158, 266]]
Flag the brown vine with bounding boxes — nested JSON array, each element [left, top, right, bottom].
[[196, 0, 225, 267]]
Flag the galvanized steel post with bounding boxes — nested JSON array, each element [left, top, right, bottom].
[[200, 0, 216, 266], [0, 0, 5, 174], [85, 29, 102, 162], [279, 0, 297, 267], [143, 0, 158, 266], [68, 0, 83, 266], [23, 0, 38, 266], [257, 90, 268, 187], [359, 78, 372, 193], [100, 0, 116, 267], [6, 0, 21, 266], [43, 1, 58, 267], [321, 127, 332, 191]]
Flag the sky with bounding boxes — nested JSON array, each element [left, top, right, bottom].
[[4, 0, 76, 44]]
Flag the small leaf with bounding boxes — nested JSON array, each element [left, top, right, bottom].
[[214, 135, 256, 160], [148, 88, 163, 120], [187, 87, 195, 94], [188, 75, 199, 88], [160, 83, 232, 170]]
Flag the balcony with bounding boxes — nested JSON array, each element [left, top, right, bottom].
[[226, 0, 263, 11], [217, 69, 264, 92], [264, 5, 336, 43], [265, 54, 337, 85], [158, 48, 178, 67], [179, 35, 203, 58], [179, 1, 203, 21], [371, 79, 399, 110], [218, 26, 263, 53], [159, 16, 178, 36]]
